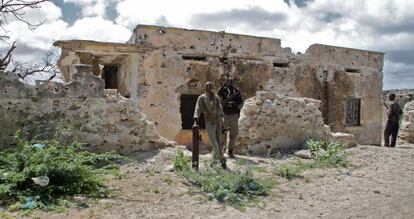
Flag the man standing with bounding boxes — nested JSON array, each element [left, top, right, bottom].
[[384, 93, 402, 147], [217, 76, 243, 158], [193, 82, 226, 168]]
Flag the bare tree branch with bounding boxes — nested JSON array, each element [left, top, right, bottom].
[[0, 40, 15, 70], [0, 0, 50, 72], [11, 47, 60, 81]]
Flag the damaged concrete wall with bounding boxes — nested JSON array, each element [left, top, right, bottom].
[[303, 45, 384, 145], [127, 25, 290, 142], [54, 25, 384, 147], [0, 65, 170, 153], [399, 101, 414, 144], [237, 91, 332, 154]]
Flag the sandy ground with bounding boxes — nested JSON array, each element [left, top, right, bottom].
[[11, 144, 414, 219]]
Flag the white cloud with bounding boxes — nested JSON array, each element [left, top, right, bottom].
[[64, 0, 111, 17], [3, 0, 414, 89], [115, 0, 290, 28], [66, 16, 131, 42]]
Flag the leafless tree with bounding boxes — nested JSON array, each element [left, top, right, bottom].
[[11, 47, 60, 81], [0, 0, 51, 72]]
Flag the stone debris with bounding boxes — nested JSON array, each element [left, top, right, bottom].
[[0, 65, 172, 153], [237, 91, 332, 154], [294, 150, 312, 159], [399, 101, 414, 144], [333, 132, 357, 148]]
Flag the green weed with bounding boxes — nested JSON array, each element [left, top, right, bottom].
[[173, 150, 276, 208], [276, 140, 349, 179], [0, 130, 122, 212]]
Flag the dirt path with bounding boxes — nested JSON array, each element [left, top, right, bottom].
[[20, 144, 414, 219]]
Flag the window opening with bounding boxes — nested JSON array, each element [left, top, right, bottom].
[[346, 98, 361, 126]]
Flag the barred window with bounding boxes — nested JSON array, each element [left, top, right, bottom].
[[346, 98, 361, 126]]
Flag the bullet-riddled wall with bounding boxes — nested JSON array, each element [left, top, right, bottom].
[[54, 25, 384, 146]]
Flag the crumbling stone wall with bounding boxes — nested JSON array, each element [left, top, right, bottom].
[[399, 101, 414, 144], [0, 65, 170, 153], [54, 25, 384, 147], [237, 91, 332, 154]]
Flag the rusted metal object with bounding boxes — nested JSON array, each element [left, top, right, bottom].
[[192, 126, 200, 170]]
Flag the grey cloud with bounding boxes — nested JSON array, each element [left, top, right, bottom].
[[317, 12, 342, 23], [359, 16, 414, 35], [190, 7, 288, 31], [154, 15, 172, 27], [10, 44, 47, 56], [383, 61, 414, 89], [284, 0, 313, 8], [386, 50, 414, 66]]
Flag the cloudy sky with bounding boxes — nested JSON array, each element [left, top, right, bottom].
[[4, 0, 414, 89]]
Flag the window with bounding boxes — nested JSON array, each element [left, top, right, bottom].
[[345, 98, 361, 126], [102, 65, 119, 89], [273, 62, 289, 68], [180, 94, 205, 130], [182, 55, 207, 62], [345, 68, 361, 73]]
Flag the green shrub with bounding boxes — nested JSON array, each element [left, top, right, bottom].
[[0, 131, 122, 210], [275, 164, 303, 179], [173, 151, 275, 208], [306, 139, 348, 167], [276, 140, 349, 179], [172, 150, 191, 172]]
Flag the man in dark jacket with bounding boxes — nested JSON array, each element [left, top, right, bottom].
[[217, 75, 243, 158], [384, 93, 402, 147]]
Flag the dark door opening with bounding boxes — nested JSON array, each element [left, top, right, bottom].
[[180, 94, 205, 130], [102, 65, 119, 89]]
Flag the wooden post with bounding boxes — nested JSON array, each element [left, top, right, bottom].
[[192, 126, 199, 170]]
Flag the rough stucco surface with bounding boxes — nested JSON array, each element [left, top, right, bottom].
[[53, 25, 384, 147], [237, 92, 332, 154], [399, 101, 414, 144], [0, 66, 170, 153]]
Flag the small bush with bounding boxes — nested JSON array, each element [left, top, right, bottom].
[[275, 164, 303, 179], [276, 140, 349, 179], [173, 150, 275, 208], [0, 131, 122, 211], [307, 139, 348, 167], [172, 150, 191, 172]]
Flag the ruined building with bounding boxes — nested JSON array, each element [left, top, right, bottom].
[[52, 25, 384, 151]]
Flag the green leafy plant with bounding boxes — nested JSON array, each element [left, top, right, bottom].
[[276, 140, 349, 179], [0, 130, 122, 211], [307, 139, 348, 167], [173, 151, 275, 208], [275, 164, 303, 179]]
